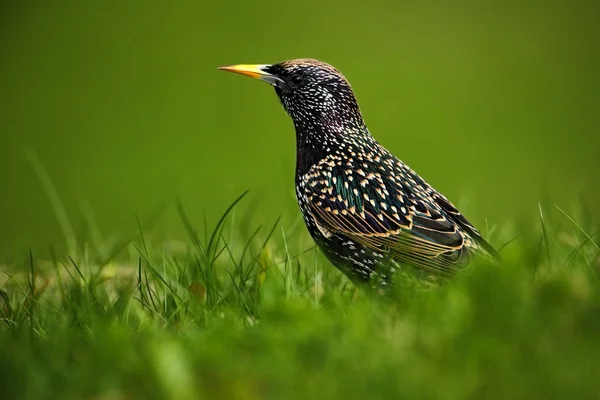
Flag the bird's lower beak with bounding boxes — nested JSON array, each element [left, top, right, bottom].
[[217, 64, 282, 86]]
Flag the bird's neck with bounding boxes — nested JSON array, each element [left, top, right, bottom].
[[293, 112, 368, 176]]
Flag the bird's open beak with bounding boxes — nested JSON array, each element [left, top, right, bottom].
[[217, 64, 282, 86]]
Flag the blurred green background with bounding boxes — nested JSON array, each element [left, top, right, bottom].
[[1, 0, 599, 258]]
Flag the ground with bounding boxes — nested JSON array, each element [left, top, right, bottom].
[[1, 199, 599, 400]]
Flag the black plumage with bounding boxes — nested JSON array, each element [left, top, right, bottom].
[[219, 59, 499, 286]]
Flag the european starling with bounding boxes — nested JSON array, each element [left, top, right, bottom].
[[218, 59, 498, 286]]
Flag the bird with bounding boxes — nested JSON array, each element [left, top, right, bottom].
[[218, 59, 499, 287]]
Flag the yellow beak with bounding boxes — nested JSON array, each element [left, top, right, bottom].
[[217, 64, 282, 86]]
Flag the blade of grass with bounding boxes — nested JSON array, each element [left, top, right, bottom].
[[25, 148, 77, 256], [556, 205, 600, 251], [206, 190, 250, 262]]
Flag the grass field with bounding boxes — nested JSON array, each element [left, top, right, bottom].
[[1, 193, 599, 400], [2, 2, 598, 398]]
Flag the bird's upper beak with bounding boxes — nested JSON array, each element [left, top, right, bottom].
[[217, 64, 282, 86]]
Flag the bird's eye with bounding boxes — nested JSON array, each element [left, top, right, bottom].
[[289, 73, 304, 87]]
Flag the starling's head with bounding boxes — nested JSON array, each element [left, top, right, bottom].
[[218, 59, 364, 132]]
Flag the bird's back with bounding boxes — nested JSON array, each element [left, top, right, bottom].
[[296, 134, 497, 282]]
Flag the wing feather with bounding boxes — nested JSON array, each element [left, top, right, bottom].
[[302, 154, 490, 274]]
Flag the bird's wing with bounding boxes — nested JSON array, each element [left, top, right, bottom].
[[431, 192, 500, 261], [301, 155, 481, 274]]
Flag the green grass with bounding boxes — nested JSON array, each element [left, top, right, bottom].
[[1, 195, 599, 400]]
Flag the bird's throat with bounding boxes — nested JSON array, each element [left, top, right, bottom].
[[293, 114, 366, 176], [294, 122, 335, 176]]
